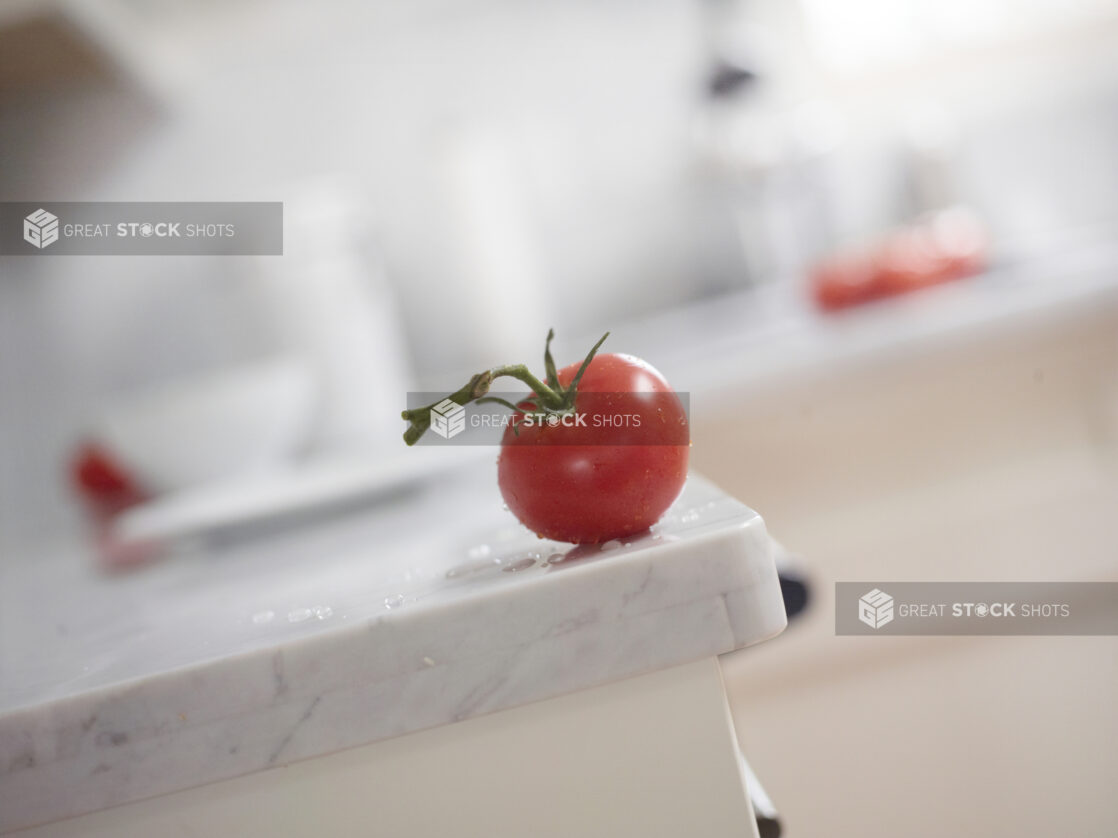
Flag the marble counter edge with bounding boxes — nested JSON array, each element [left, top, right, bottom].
[[0, 510, 785, 832]]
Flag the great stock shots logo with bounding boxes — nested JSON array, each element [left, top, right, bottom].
[[3, 203, 283, 255], [23, 209, 59, 249], [405, 390, 691, 446], [429, 398, 466, 440], [837, 582, 1118, 635], [858, 588, 895, 629]]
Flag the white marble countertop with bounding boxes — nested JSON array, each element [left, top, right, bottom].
[[0, 468, 785, 833]]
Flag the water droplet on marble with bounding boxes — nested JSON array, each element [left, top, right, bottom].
[[661, 533, 681, 543], [423, 656, 436, 667], [384, 594, 405, 610], [287, 608, 312, 623], [252, 610, 275, 625], [600, 539, 623, 552], [467, 543, 492, 560], [501, 555, 538, 573], [680, 509, 701, 524], [312, 606, 333, 620], [447, 557, 502, 579]]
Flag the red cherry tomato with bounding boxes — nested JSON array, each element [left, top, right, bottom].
[[72, 442, 138, 498], [812, 253, 877, 310], [71, 441, 155, 570], [497, 353, 689, 544], [812, 208, 987, 310]]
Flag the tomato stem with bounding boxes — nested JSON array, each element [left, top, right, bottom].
[[401, 330, 609, 445]]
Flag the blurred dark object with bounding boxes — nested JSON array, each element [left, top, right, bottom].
[[777, 566, 810, 622], [707, 59, 758, 99], [0, 11, 114, 100], [812, 206, 988, 311], [740, 749, 782, 837], [771, 539, 810, 622]]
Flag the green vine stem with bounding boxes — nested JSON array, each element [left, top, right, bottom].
[[401, 330, 609, 446]]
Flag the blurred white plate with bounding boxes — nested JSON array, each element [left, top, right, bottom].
[[110, 446, 486, 546], [95, 356, 317, 493]]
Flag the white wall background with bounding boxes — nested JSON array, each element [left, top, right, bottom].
[[1, 0, 1117, 546]]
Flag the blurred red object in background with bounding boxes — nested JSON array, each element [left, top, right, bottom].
[[73, 442, 138, 499], [71, 442, 157, 570], [812, 207, 988, 311]]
